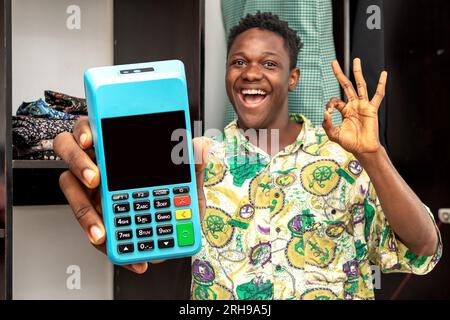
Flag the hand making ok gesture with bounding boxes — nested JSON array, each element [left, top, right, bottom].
[[322, 58, 388, 157]]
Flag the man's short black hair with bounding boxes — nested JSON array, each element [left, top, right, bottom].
[[227, 11, 302, 70]]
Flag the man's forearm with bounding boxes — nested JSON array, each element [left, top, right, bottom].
[[355, 147, 438, 256]]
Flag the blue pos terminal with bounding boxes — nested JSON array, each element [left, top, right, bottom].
[[84, 60, 202, 265]]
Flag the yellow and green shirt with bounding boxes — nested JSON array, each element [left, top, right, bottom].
[[191, 114, 442, 300]]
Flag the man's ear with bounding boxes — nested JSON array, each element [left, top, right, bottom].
[[288, 68, 300, 92]]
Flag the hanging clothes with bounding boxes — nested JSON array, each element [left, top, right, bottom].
[[13, 139, 54, 158], [12, 115, 77, 147], [45, 90, 88, 115], [13, 150, 61, 160], [17, 98, 79, 120]]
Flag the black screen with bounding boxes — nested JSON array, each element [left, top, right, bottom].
[[101, 111, 191, 191]]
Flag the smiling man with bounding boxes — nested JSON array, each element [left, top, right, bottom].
[[54, 12, 442, 300]]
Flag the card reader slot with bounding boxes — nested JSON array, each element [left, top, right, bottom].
[[120, 67, 155, 75]]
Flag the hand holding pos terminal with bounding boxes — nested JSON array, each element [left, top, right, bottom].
[[84, 60, 201, 265]]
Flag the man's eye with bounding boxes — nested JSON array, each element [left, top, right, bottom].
[[264, 61, 276, 68], [232, 60, 246, 66]]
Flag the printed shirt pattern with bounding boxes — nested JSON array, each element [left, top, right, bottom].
[[191, 114, 442, 300]]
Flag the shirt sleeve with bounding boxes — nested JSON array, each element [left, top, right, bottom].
[[363, 183, 443, 275]]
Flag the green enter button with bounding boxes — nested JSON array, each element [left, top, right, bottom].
[[176, 222, 194, 246]]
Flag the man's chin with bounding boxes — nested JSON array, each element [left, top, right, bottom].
[[235, 108, 271, 130]]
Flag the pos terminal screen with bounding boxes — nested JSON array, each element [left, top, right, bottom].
[[101, 110, 191, 191]]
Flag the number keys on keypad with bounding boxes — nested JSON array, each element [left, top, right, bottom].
[[135, 214, 151, 225], [154, 198, 170, 209], [115, 216, 131, 227], [138, 241, 154, 252], [114, 186, 194, 257], [155, 211, 172, 222], [134, 200, 150, 211], [157, 225, 173, 236], [116, 230, 133, 241], [114, 202, 130, 214], [137, 227, 153, 238]]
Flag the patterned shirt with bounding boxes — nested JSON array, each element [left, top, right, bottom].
[[190, 114, 442, 300]]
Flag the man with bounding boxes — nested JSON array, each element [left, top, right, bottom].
[[54, 12, 441, 300]]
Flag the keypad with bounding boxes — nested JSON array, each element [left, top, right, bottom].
[[115, 216, 131, 227], [173, 187, 189, 194], [155, 211, 172, 222], [133, 191, 149, 199], [138, 241, 154, 252], [112, 193, 128, 201], [114, 203, 130, 214], [153, 189, 169, 197], [116, 229, 133, 241], [137, 227, 153, 238], [111, 186, 194, 257], [177, 222, 194, 247], [156, 225, 173, 236], [118, 243, 134, 254], [175, 209, 191, 220], [174, 195, 191, 207], [134, 200, 150, 211], [154, 198, 171, 209], [158, 238, 174, 249], [135, 214, 151, 225]]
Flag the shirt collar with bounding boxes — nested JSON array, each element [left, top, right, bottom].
[[223, 113, 324, 158]]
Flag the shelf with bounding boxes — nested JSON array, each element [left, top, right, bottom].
[[12, 160, 67, 169], [12, 160, 68, 205]]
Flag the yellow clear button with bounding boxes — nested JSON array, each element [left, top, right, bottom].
[[175, 209, 192, 220]]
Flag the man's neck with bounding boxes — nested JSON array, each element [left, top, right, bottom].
[[237, 115, 303, 157]]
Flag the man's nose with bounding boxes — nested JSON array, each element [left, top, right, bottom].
[[242, 63, 263, 82]]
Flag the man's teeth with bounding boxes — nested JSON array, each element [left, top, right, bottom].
[[241, 89, 267, 95]]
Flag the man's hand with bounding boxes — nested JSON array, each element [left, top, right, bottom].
[[54, 117, 210, 273], [322, 58, 388, 157], [193, 137, 211, 222]]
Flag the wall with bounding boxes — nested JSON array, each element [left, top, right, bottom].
[[11, 0, 114, 299], [13, 206, 113, 299], [11, 0, 113, 113]]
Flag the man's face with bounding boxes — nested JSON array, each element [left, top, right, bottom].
[[226, 28, 299, 130]]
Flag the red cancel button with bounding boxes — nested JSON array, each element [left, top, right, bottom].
[[174, 195, 191, 207]]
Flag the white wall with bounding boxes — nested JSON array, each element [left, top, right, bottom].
[[12, 0, 114, 113], [204, 0, 228, 131], [13, 206, 113, 300], [12, 0, 114, 299]]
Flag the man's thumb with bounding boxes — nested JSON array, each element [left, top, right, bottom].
[[193, 137, 211, 175]]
